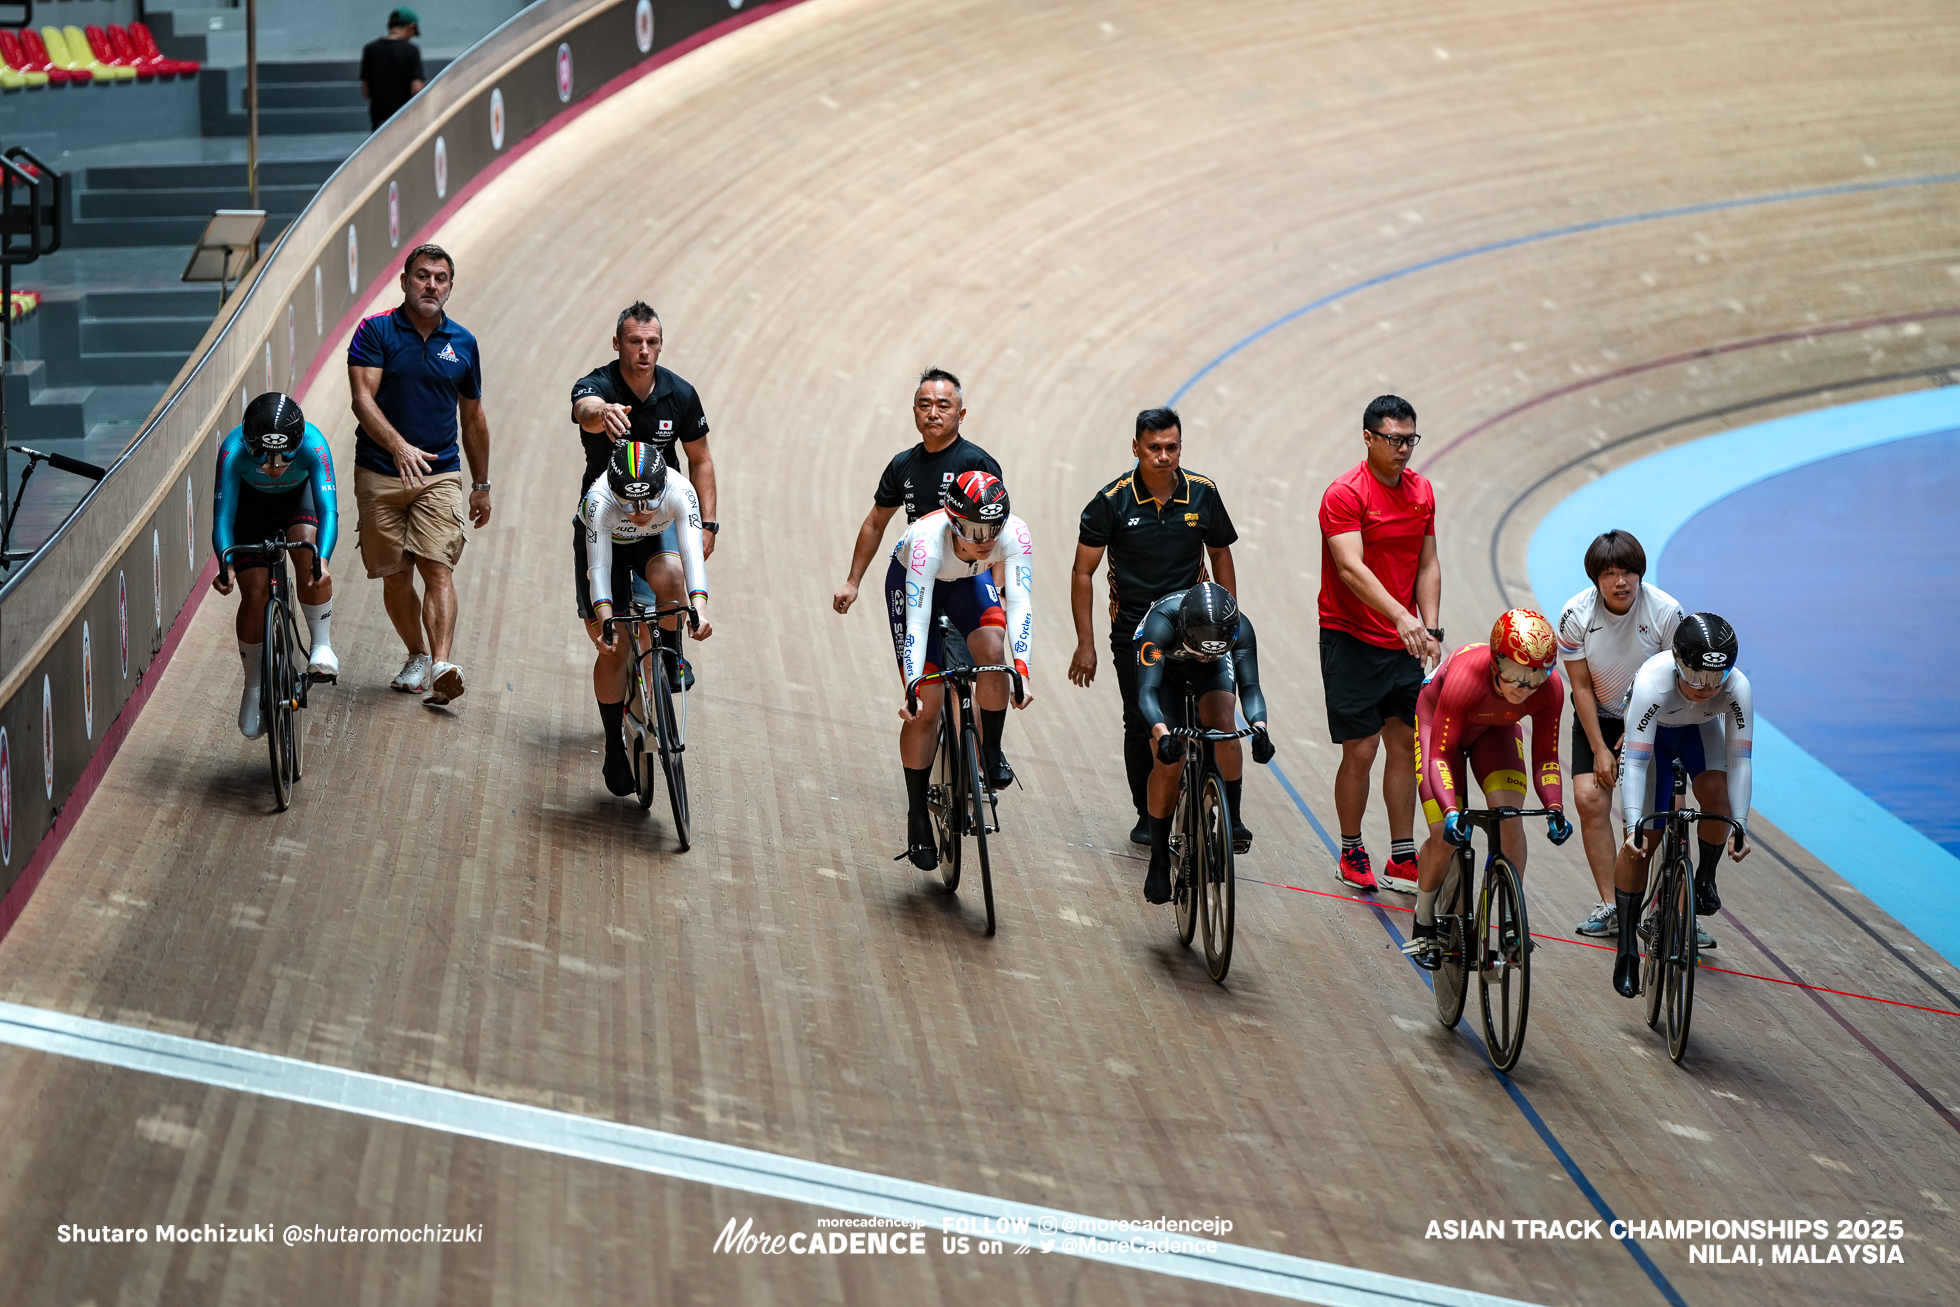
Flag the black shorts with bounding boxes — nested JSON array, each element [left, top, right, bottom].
[[1320, 627, 1421, 742], [230, 482, 319, 572], [1155, 657, 1237, 731], [1571, 712, 1626, 776], [572, 519, 663, 621]]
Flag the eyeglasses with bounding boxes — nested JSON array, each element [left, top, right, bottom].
[[949, 515, 1002, 545], [1494, 659, 1549, 690], [1366, 430, 1422, 450]]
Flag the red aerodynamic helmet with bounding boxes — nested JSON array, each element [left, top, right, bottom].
[[944, 470, 1010, 543], [1489, 608, 1557, 672]]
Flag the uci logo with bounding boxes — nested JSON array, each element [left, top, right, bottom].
[[1703, 652, 1729, 666], [622, 481, 653, 498]]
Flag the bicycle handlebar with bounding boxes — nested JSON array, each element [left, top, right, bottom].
[[1453, 806, 1560, 829], [600, 601, 699, 638], [219, 538, 320, 583], [1165, 725, 1256, 741], [906, 663, 1026, 714], [1634, 810, 1744, 834]]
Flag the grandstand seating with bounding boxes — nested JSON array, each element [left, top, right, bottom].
[[0, 25, 198, 91]]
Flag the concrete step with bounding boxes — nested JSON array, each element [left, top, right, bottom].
[[79, 184, 318, 220], [204, 105, 373, 136], [260, 82, 366, 110], [81, 316, 212, 356], [84, 159, 341, 190], [85, 288, 220, 318], [61, 213, 293, 250]]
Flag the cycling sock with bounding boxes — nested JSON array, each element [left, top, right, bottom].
[[1614, 887, 1643, 955], [979, 707, 1006, 770], [1340, 832, 1364, 853], [904, 765, 931, 820], [300, 601, 331, 652], [597, 699, 625, 754], [1697, 839, 1723, 882], [1415, 887, 1438, 927], [1391, 838, 1417, 862], [1148, 811, 1173, 855], [239, 640, 263, 696], [1223, 778, 1243, 826]]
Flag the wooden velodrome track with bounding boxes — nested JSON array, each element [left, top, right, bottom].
[[4, 0, 1959, 1302]]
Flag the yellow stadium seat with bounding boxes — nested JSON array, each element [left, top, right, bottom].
[[68, 25, 132, 80]]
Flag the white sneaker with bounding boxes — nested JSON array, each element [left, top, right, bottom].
[[1576, 901, 1618, 938], [238, 682, 264, 740], [392, 653, 432, 693], [307, 643, 340, 679], [424, 661, 465, 706]]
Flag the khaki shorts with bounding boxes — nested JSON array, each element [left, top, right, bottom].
[[355, 467, 468, 578]]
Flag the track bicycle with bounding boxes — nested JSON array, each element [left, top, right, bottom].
[[220, 537, 326, 812], [1430, 805, 1556, 1072], [1161, 691, 1253, 984], [905, 615, 1024, 937], [602, 599, 698, 851], [1631, 760, 1743, 1064]]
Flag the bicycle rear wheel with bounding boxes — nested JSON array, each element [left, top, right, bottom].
[[929, 699, 961, 891], [1663, 854, 1697, 1062], [263, 599, 293, 811], [653, 655, 690, 851], [1170, 774, 1197, 947], [1477, 853, 1531, 1072], [1197, 772, 1235, 982], [1433, 849, 1470, 1028], [962, 723, 995, 935]]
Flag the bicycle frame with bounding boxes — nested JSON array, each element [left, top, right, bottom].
[[1162, 689, 1252, 983], [1432, 805, 1556, 1072], [1631, 762, 1742, 1063], [602, 600, 699, 843]]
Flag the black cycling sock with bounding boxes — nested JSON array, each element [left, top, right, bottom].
[[597, 699, 626, 753], [979, 707, 1006, 770], [1148, 812, 1173, 856], [1698, 839, 1724, 881], [904, 766, 931, 820], [1391, 838, 1418, 862], [1223, 778, 1244, 827], [1340, 832, 1363, 852]]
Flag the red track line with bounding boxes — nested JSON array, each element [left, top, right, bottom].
[[1415, 304, 1960, 473], [1245, 876, 1960, 1019]]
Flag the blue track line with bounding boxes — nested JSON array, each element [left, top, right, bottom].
[[1165, 170, 1960, 407]]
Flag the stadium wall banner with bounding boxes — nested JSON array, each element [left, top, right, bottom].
[[0, 0, 805, 931]]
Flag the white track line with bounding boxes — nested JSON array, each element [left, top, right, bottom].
[[0, 1000, 1536, 1306]]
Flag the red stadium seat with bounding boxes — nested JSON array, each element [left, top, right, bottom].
[[15, 29, 80, 84], [129, 22, 196, 76], [87, 25, 150, 80]]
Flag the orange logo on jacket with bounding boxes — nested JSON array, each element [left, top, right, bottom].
[[1139, 642, 1164, 666]]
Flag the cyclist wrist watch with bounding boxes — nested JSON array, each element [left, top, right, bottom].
[[700, 521, 720, 534], [1427, 627, 1445, 642], [471, 481, 492, 491]]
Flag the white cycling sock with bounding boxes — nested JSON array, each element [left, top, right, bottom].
[[301, 601, 331, 652], [1415, 888, 1438, 927], [239, 639, 263, 695]]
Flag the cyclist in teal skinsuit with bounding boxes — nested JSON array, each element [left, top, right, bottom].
[[211, 393, 340, 738]]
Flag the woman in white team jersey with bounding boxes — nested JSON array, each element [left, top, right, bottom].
[[1607, 613, 1754, 998], [1556, 530, 1688, 938]]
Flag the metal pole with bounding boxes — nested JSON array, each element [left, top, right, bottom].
[[246, 0, 259, 209]]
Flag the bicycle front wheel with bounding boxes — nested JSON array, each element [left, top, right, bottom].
[[653, 656, 690, 851], [1433, 849, 1470, 1028], [1663, 854, 1697, 1063], [1644, 870, 1667, 1030], [1170, 775, 1197, 947], [1477, 854, 1531, 1072], [929, 699, 961, 891], [1197, 772, 1235, 982], [962, 723, 995, 936], [286, 613, 306, 783], [263, 599, 293, 811], [630, 648, 656, 809]]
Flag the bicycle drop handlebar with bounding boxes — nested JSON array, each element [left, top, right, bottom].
[[600, 600, 700, 639], [906, 663, 1027, 714], [219, 538, 320, 583]]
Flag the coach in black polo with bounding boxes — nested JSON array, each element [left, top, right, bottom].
[[570, 301, 718, 554], [1070, 406, 1238, 843]]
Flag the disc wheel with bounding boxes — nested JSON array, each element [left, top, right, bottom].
[[929, 702, 961, 891], [962, 723, 995, 936], [1663, 855, 1698, 1063], [1644, 873, 1667, 1030], [1170, 777, 1197, 947], [1477, 853, 1531, 1072], [1197, 772, 1235, 982], [1433, 850, 1470, 1028], [263, 600, 292, 812], [654, 656, 690, 851]]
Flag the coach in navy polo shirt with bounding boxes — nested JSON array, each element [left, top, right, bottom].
[[348, 242, 493, 707]]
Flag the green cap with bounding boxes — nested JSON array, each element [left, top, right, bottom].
[[388, 8, 419, 31]]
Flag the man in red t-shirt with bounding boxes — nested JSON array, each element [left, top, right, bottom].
[[1317, 395, 1442, 893]]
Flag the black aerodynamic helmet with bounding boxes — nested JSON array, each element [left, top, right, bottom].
[[607, 440, 667, 509], [242, 392, 305, 459], [944, 470, 1010, 544], [1672, 612, 1738, 690], [1177, 582, 1240, 659]]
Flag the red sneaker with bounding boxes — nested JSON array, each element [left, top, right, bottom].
[[1336, 846, 1378, 892], [1379, 855, 1419, 894]]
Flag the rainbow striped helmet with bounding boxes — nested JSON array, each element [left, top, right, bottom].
[[607, 440, 668, 509]]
